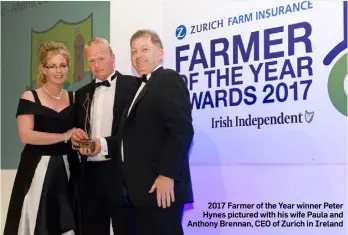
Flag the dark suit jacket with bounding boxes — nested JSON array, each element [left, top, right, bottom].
[[74, 71, 139, 159], [114, 67, 194, 207]]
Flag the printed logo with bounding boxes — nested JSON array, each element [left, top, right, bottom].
[[176, 25, 187, 40], [305, 110, 315, 123], [323, 1, 348, 116]]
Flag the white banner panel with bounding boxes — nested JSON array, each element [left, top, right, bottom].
[[163, 0, 348, 164]]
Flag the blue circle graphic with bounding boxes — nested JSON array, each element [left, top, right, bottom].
[[176, 25, 187, 40]]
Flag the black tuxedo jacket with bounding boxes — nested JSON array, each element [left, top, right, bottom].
[[115, 67, 194, 207], [74, 71, 139, 159]]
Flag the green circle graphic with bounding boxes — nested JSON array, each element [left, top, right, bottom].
[[328, 53, 348, 116]]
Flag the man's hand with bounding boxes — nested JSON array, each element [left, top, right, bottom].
[[149, 175, 175, 208], [71, 128, 89, 147], [79, 139, 101, 156]]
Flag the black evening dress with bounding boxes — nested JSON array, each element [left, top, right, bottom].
[[3, 90, 81, 235]]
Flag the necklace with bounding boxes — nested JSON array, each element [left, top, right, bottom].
[[43, 85, 64, 100]]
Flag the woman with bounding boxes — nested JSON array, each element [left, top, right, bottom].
[[4, 42, 81, 235]]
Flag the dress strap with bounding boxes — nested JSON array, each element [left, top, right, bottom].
[[68, 91, 74, 105], [31, 90, 41, 105]]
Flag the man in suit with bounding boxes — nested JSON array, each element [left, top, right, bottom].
[[119, 29, 194, 235], [71, 37, 139, 235]]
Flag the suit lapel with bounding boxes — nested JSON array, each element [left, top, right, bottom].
[[127, 84, 149, 116], [112, 71, 122, 113], [112, 71, 125, 134], [127, 67, 163, 116]]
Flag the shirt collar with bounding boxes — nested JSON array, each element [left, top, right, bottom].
[[144, 65, 161, 81], [95, 70, 117, 83]]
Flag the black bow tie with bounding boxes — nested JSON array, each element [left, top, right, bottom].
[[140, 74, 148, 83], [95, 72, 117, 88], [95, 80, 110, 87]]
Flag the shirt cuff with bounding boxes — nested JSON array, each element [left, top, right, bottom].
[[100, 138, 108, 156], [72, 144, 79, 150]]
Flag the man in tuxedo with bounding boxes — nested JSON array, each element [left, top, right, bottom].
[[71, 37, 139, 235], [118, 29, 194, 235]]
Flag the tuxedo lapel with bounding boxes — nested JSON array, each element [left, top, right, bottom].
[[127, 84, 149, 116], [117, 106, 128, 141], [127, 67, 163, 116], [112, 71, 122, 112], [112, 72, 126, 134]]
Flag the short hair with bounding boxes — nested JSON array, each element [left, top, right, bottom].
[[84, 37, 113, 53], [130, 29, 163, 49]]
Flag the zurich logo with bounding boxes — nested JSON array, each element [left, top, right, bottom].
[[176, 25, 187, 40]]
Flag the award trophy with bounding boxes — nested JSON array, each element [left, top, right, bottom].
[[80, 93, 95, 152]]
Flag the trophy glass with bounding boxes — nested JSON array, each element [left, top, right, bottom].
[[80, 93, 96, 152]]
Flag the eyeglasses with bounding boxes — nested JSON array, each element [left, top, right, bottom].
[[44, 64, 69, 70]]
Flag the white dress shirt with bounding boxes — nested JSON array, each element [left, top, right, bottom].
[[87, 71, 117, 161], [121, 65, 162, 162]]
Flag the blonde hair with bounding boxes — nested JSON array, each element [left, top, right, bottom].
[[84, 37, 113, 54], [130, 29, 163, 49], [37, 42, 71, 87]]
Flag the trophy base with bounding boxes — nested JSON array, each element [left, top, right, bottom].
[[79, 139, 95, 152]]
